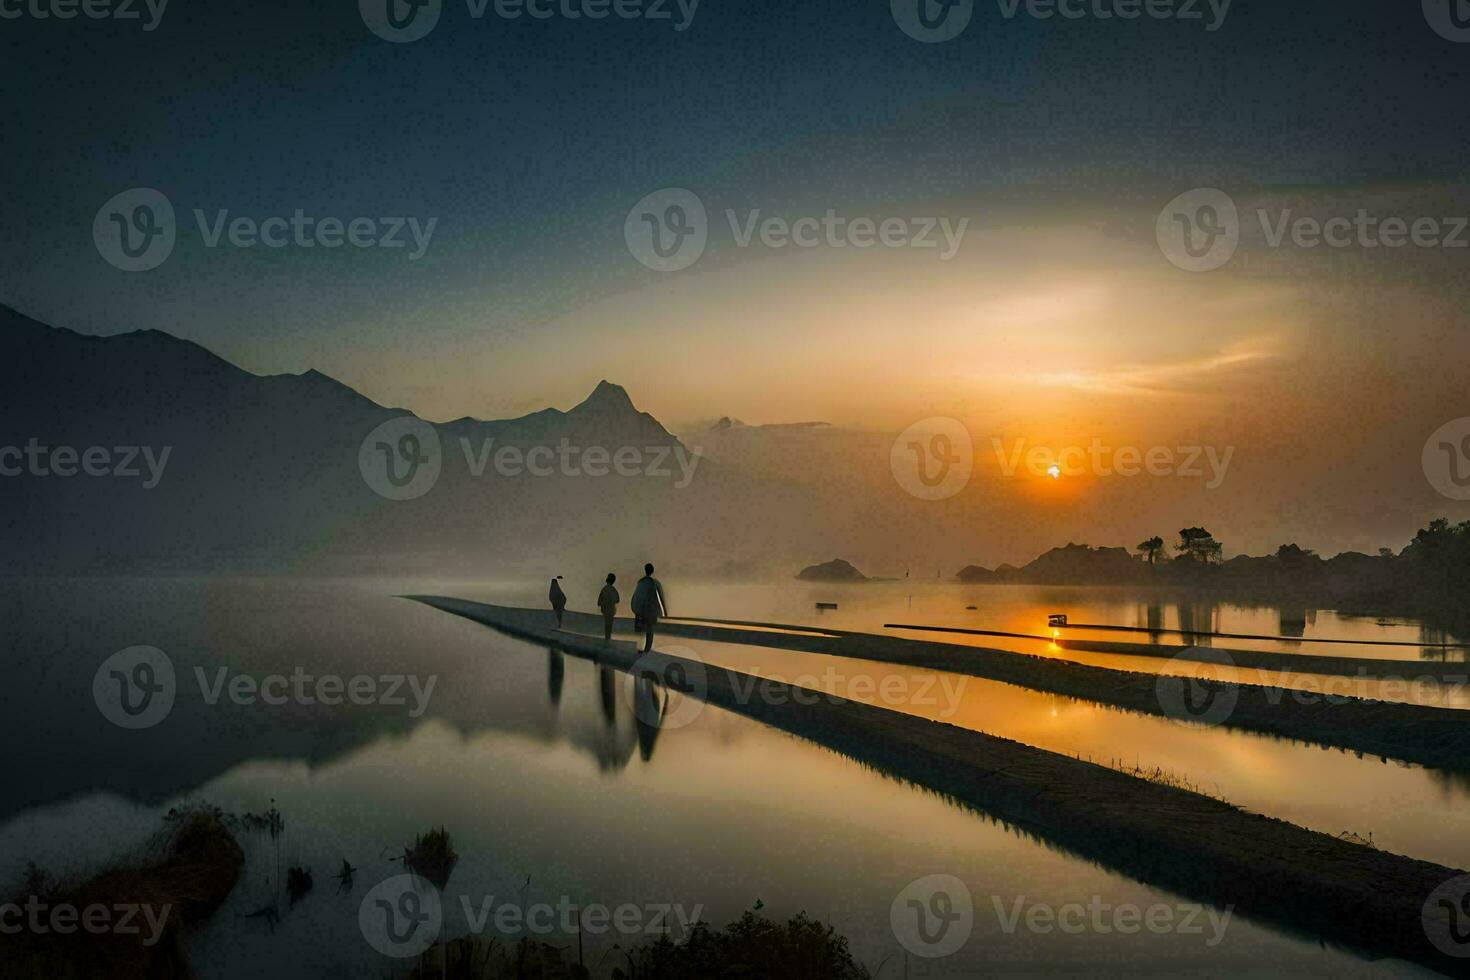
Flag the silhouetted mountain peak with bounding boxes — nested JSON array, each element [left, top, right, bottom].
[[572, 380, 638, 417]]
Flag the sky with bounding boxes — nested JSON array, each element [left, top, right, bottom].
[[3, 0, 1469, 557]]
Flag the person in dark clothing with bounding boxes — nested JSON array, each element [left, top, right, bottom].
[[548, 575, 566, 628], [597, 573, 620, 642], [630, 563, 667, 653]]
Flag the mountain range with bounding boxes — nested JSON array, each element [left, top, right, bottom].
[[0, 305, 832, 577], [8, 306, 1461, 593]]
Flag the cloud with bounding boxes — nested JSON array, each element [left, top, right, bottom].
[[1027, 335, 1290, 396]]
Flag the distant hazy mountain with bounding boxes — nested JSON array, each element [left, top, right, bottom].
[[677, 416, 874, 488], [795, 558, 866, 582], [0, 306, 830, 577], [970, 543, 1148, 586]]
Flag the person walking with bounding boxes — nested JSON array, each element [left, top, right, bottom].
[[630, 563, 667, 653], [548, 575, 567, 628], [597, 573, 620, 642]]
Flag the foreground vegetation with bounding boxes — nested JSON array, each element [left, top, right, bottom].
[[398, 907, 870, 980], [0, 805, 243, 979], [3, 808, 870, 980]]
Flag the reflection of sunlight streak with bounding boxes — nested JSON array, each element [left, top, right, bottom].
[[663, 633, 1470, 869]]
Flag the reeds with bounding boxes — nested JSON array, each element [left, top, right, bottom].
[[400, 826, 459, 891]]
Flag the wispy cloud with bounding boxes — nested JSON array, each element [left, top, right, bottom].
[[1022, 335, 1290, 396]]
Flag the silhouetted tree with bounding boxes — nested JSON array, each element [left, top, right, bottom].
[[1136, 536, 1165, 567], [1275, 543, 1318, 564], [1176, 527, 1222, 565]]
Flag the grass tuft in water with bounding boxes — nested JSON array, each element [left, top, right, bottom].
[[400, 826, 459, 890]]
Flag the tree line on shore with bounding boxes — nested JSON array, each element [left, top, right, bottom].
[[956, 518, 1470, 623]]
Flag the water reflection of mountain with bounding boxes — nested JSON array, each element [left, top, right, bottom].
[[0, 580, 685, 825]]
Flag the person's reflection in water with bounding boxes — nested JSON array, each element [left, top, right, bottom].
[[546, 647, 565, 708], [632, 673, 665, 762], [1419, 623, 1457, 662], [1177, 600, 1216, 646], [598, 665, 617, 727], [1279, 607, 1308, 642]]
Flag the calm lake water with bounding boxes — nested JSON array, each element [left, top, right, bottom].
[[0, 577, 1449, 977], [596, 579, 1466, 657], [468, 578, 1470, 708]]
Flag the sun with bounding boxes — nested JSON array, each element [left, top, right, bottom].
[[1046, 464, 1061, 480]]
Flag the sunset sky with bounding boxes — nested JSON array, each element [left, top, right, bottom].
[[3, 0, 1468, 558]]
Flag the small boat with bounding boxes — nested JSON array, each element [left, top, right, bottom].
[[815, 602, 838, 610], [1047, 613, 1068, 628]]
